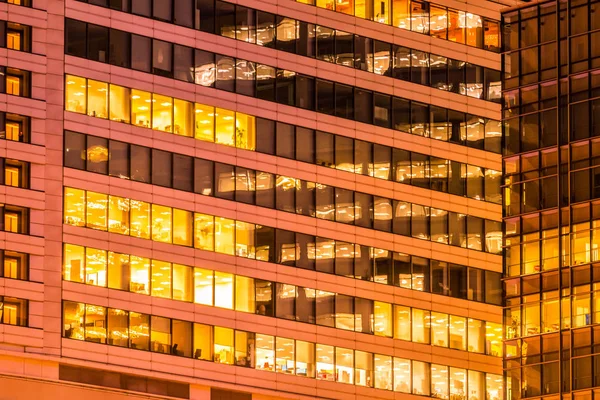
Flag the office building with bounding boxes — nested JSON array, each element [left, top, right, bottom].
[[0, 0, 507, 399], [502, 0, 600, 398]]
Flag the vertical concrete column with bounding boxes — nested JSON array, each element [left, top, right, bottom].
[[42, 0, 65, 358]]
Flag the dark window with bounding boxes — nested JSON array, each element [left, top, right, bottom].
[[276, 230, 295, 265], [235, 167, 255, 204], [276, 69, 295, 106], [296, 234, 315, 271], [449, 264, 467, 299], [215, 1, 235, 39], [468, 268, 484, 302], [275, 282, 295, 320], [335, 30, 353, 66], [275, 176, 295, 213], [131, 0, 151, 16], [296, 180, 315, 217], [316, 80, 334, 115], [196, 0, 215, 33], [316, 291, 335, 327], [174, 45, 193, 83], [174, 0, 193, 27], [296, 287, 315, 324], [130, 145, 150, 183], [215, 55, 235, 92], [316, 185, 334, 222], [255, 172, 275, 209], [335, 83, 353, 119], [392, 97, 410, 132], [64, 130, 86, 170], [335, 294, 354, 330], [373, 93, 391, 128], [275, 16, 296, 53], [109, 140, 129, 179], [255, 118, 275, 155], [131, 34, 151, 72], [297, 22, 315, 58], [235, 59, 255, 97], [87, 24, 109, 63], [335, 135, 353, 171], [431, 260, 448, 295], [236, 6, 255, 43], [316, 130, 334, 168], [256, 11, 275, 48], [66, 19, 87, 58], [109, 29, 130, 68], [295, 127, 314, 164], [392, 46, 410, 81], [355, 192, 372, 229], [256, 64, 275, 102], [276, 122, 294, 159], [173, 154, 193, 192], [152, 39, 173, 78], [295, 74, 314, 110], [354, 298, 373, 334], [316, 26, 334, 62], [354, 89, 372, 124], [152, 149, 172, 187], [194, 159, 213, 196], [194, 49, 215, 87], [153, 0, 172, 22], [214, 162, 234, 200]]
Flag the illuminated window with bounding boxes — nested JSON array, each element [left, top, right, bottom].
[[215, 108, 235, 147], [429, 6, 447, 39], [3, 251, 27, 280], [468, 318, 485, 353], [130, 256, 150, 295], [86, 191, 108, 230], [87, 79, 108, 118], [296, 340, 315, 377], [431, 312, 448, 347], [194, 268, 214, 306], [85, 304, 106, 344], [235, 275, 255, 313], [129, 311, 150, 351], [108, 195, 130, 235], [6, 68, 28, 97], [214, 326, 234, 364], [150, 315, 171, 354], [234, 330, 254, 367], [193, 323, 212, 360], [215, 217, 235, 255], [131, 89, 152, 128], [107, 308, 128, 347], [63, 301, 84, 340], [173, 264, 193, 302], [449, 315, 466, 351], [194, 213, 214, 251], [173, 208, 192, 246], [194, 103, 215, 142], [214, 271, 234, 309], [65, 75, 87, 114], [374, 301, 392, 337], [151, 260, 172, 299], [275, 337, 295, 374], [235, 221, 255, 258], [336, 0, 353, 15], [431, 364, 448, 399], [63, 243, 84, 283], [64, 187, 86, 227], [5, 160, 25, 187], [486, 322, 503, 357], [412, 308, 430, 344], [465, 13, 482, 47], [335, 347, 354, 384], [316, 344, 334, 381], [130, 200, 150, 239], [152, 93, 173, 133], [394, 357, 411, 392], [375, 354, 392, 390], [109, 84, 130, 123], [235, 112, 256, 150], [5, 113, 28, 142], [6, 22, 29, 51], [174, 99, 193, 137], [449, 367, 466, 400], [394, 305, 411, 341], [255, 333, 275, 371], [355, 350, 373, 387], [85, 247, 107, 286], [108, 251, 129, 291]]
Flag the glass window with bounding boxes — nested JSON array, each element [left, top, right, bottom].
[[108, 251, 129, 291], [255, 333, 274, 371], [151, 260, 171, 299], [87, 24, 108, 63], [85, 304, 106, 344], [415, 362, 433, 396], [431, 364, 448, 399], [316, 290, 334, 327], [275, 283, 295, 320], [215, 108, 235, 146], [150, 315, 171, 354], [296, 340, 315, 378], [235, 275, 255, 313], [3, 251, 27, 280], [87, 79, 108, 118], [355, 350, 373, 387], [130, 199, 150, 239], [63, 301, 84, 339], [131, 89, 151, 128], [65, 75, 87, 114], [107, 308, 128, 347], [151, 204, 172, 243], [109, 84, 130, 123], [194, 213, 214, 251], [65, 19, 86, 58], [194, 49, 215, 87], [130, 311, 150, 351], [335, 347, 354, 384], [296, 287, 316, 324], [63, 244, 84, 283], [449, 315, 466, 351], [236, 112, 255, 150], [194, 268, 213, 306], [85, 191, 107, 230], [172, 319, 192, 357], [214, 326, 234, 364], [84, 247, 107, 287], [193, 323, 212, 360], [234, 330, 254, 367], [316, 344, 335, 381], [374, 354, 392, 390], [276, 337, 295, 374], [412, 308, 430, 344], [431, 312, 448, 347], [214, 271, 234, 309], [131, 34, 151, 72], [64, 130, 85, 170], [215, 217, 235, 255], [468, 318, 485, 353], [450, 367, 466, 399], [394, 357, 411, 393], [130, 256, 150, 295], [194, 103, 215, 142]]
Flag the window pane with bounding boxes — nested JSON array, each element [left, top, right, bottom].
[[193, 323, 212, 360], [130, 200, 150, 239], [214, 271, 234, 309], [235, 275, 255, 313], [86, 191, 108, 230], [394, 357, 411, 392], [131, 34, 151, 72], [107, 308, 128, 347], [64, 130, 85, 170], [194, 268, 213, 306], [255, 333, 274, 371], [335, 347, 354, 384], [130, 256, 150, 295], [151, 260, 172, 298], [316, 344, 334, 381], [316, 290, 334, 327], [214, 326, 234, 364], [109, 84, 130, 123], [151, 204, 172, 243], [65, 75, 87, 114], [130, 311, 150, 350]]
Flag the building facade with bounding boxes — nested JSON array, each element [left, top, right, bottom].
[[502, 0, 600, 399], [0, 0, 508, 399]]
